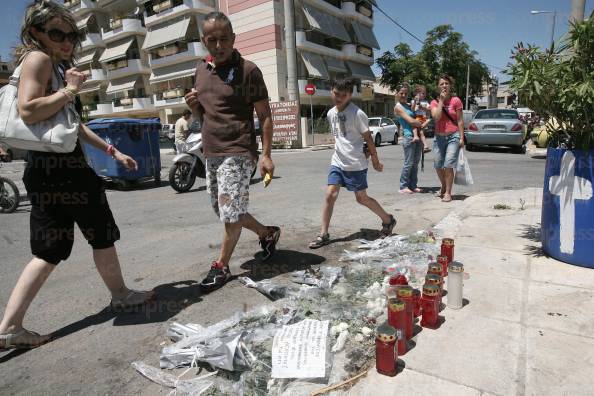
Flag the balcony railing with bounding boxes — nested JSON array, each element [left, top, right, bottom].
[[296, 31, 344, 59], [342, 44, 373, 64], [65, 0, 97, 15], [81, 33, 105, 50], [149, 41, 208, 68], [82, 68, 107, 82], [105, 58, 131, 71], [112, 97, 155, 113], [101, 19, 146, 43], [89, 102, 113, 117], [144, 0, 216, 27], [341, 2, 373, 24], [105, 59, 150, 80], [156, 87, 188, 100]]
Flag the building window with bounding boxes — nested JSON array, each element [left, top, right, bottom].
[[497, 97, 505, 104], [305, 31, 344, 52]]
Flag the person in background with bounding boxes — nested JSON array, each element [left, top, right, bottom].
[[410, 84, 432, 153], [174, 109, 192, 154], [0, 0, 153, 352], [394, 83, 425, 194], [430, 74, 465, 202]]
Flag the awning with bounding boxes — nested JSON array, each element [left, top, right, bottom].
[[346, 61, 376, 81], [106, 75, 139, 94], [352, 22, 380, 49], [300, 52, 329, 79], [77, 15, 93, 29], [142, 18, 191, 50], [75, 51, 97, 65], [324, 56, 348, 74], [149, 60, 197, 84], [302, 4, 350, 42], [99, 39, 134, 63]]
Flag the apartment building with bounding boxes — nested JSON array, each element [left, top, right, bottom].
[[68, 0, 380, 125], [221, 0, 379, 118]]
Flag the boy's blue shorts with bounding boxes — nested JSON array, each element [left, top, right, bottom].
[[327, 165, 368, 192]]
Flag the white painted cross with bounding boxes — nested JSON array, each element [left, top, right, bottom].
[[548, 151, 593, 254]]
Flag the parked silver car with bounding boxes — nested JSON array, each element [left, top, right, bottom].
[[369, 117, 398, 146], [465, 109, 526, 153]]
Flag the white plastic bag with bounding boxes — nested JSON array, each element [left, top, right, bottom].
[[0, 53, 80, 153], [454, 149, 474, 185]]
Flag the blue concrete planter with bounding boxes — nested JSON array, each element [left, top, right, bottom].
[[542, 147, 594, 268]]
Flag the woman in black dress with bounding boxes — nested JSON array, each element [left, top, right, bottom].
[[0, 0, 153, 351]]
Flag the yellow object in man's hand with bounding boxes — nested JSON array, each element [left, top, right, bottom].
[[264, 173, 272, 187]]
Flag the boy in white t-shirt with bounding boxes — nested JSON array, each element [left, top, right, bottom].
[[309, 79, 396, 249]]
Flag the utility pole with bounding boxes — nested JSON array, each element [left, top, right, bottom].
[[570, 0, 586, 23], [465, 63, 470, 110], [550, 10, 557, 49], [284, 0, 298, 101]]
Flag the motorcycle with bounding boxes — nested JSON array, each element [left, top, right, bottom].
[[169, 130, 259, 193], [169, 131, 206, 193], [0, 163, 19, 213]]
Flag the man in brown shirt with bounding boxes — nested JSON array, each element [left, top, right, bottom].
[[185, 12, 280, 292]]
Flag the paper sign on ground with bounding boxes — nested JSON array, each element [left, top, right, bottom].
[[271, 319, 329, 379]]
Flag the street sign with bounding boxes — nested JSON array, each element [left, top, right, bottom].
[[305, 83, 316, 95], [270, 100, 299, 143]]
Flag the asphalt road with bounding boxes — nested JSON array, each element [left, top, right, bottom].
[[0, 141, 546, 394]]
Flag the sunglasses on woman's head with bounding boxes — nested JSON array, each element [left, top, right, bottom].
[[35, 26, 79, 44]]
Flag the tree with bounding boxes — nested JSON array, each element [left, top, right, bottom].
[[377, 25, 491, 106]]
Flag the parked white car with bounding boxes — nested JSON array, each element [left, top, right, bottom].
[[369, 117, 398, 146]]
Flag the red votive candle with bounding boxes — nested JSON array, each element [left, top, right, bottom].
[[441, 238, 455, 264], [425, 273, 443, 311], [412, 288, 421, 317], [421, 284, 441, 329], [437, 254, 449, 277], [396, 286, 414, 339], [376, 322, 399, 377], [387, 298, 407, 356], [389, 274, 408, 286]]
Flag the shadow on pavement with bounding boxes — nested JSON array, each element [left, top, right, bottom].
[[0, 281, 203, 363], [519, 224, 547, 258], [330, 228, 385, 245], [239, 249, 326, 281], [451, 194, 469, 201]]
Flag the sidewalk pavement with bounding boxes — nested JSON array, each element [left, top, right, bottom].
[[347, 187, 594, 395]]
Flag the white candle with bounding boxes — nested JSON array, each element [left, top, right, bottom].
[[447, 262, 464, 309]]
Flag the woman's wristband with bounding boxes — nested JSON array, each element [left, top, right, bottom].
[[106, 144, 116, 157]]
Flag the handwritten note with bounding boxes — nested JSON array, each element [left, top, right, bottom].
[[271, 319, 329, 378]]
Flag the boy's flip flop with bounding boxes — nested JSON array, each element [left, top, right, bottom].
[[309, 234, 330, 249]]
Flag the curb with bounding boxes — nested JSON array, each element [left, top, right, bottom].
[[310, 145, 334, 151], [433, 187, 542, 238]]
